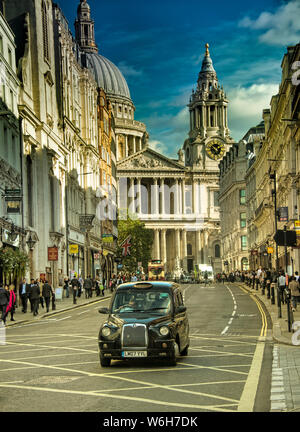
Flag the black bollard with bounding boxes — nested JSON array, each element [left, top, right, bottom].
[[277, 286, 282, 318], [271, 283, 275, 304]]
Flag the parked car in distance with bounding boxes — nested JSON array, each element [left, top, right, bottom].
[[98, 281, 190, 367]]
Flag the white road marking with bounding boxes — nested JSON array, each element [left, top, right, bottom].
[[221, 285, 238, 336]]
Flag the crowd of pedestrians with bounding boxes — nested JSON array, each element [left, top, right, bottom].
[[222, 266, 300, 313]]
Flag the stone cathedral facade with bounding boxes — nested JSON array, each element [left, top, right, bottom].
[[117, 44, 234, 274]]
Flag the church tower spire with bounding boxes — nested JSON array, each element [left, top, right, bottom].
[[183, 44, 232, 168], [75, 0, 98, 53]]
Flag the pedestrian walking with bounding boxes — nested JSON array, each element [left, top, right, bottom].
[[5, 284, 16, 322], [64, 277, 70, 298], [42, 280, 53, 313], [95, 279, 100, 296], [71, 276, 80, 304], [19, 278, 30, 313], [278, 271, 286, 304], [78, 277, 83, 297], [289, 276, 300, 312], [27, 279, 35, 313], [30, 280, 41, 316], [100, 282, 105, 297], [83, 276, 93, 298], [0, 284, 9, 324]]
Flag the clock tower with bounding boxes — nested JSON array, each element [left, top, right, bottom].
[[183, 44, 233, 168]]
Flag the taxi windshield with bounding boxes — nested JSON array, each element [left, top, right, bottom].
[[111, 289, 172, 314]]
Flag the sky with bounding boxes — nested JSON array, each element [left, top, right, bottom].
[[60, 0, 300, 158]]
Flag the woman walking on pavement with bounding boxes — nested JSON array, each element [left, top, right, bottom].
[[5, 284, 16, 322]]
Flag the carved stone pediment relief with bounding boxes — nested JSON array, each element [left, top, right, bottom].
[[118, 151, 182, 170]]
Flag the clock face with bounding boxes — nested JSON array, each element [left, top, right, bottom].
[[205, 139, 225, 160]]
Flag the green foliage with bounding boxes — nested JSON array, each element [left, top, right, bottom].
[[0, 247, 29, 283], [117, 214, 153, 273]]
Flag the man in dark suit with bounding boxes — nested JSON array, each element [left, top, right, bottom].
[[19, 278, 30, 313], [71, 276, 79, 304], [42, 280, 53, 313], [30, 280, 40, 316]]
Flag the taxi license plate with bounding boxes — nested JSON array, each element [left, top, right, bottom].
[[122, 351, 147, 358]]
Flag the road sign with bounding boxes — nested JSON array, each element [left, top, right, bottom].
[[5, 188, 21, 196], [79, 214, 95, 230], [102, 234, 114, 243], [69, 244, 79, 254], [278, 207, 288, 222], [274, 230, 297, 246], [48, 247, 58, 261], [267, 247, 274, 254]]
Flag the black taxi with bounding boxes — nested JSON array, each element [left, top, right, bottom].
[[98, 281, 189, 367]]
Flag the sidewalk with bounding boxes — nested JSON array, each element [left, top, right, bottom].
[[5, 290, 112, 327], [240, 283, 299, 346]]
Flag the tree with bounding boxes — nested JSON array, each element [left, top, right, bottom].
[[117, 216, 153, 273], [0, 247, 29, 285]]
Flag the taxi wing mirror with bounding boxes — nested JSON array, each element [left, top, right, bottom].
[[175, 305, 186, 314]]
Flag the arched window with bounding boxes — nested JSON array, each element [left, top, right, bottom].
[[214, 244, 220, 258], [42, 1, 49, 61]]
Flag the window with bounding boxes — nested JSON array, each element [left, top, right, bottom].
[[240, 212, 246, 228], [0, 34, 3, 54], [239, 189, 246, 204], [187, 243, 192, 256], [8, 48, 12, 67], [241, 235, 247, 251], [215, 244, 220, 258], [42, 1, 49, 61]]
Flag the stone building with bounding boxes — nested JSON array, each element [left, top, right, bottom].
[[0, 3, 25, 273], [219, 139, 249, 272], [4, 0, 117, 286], [117, 44, 233, 274], [245, 44, 300, 273]]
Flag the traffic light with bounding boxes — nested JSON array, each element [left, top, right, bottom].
[[274, 230, 297, 246]]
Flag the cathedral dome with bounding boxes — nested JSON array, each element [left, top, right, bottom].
[[85, 52, 131, 101]]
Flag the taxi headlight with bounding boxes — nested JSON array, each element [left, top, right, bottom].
[[102, 327, 111, 337], [159, 326, 169, 336]]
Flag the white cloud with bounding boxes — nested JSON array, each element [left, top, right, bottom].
[[228, 83, 278, 140], [117, 61, 142, 77], [148, 139, 168, 154], [239, 1, 300, 46]]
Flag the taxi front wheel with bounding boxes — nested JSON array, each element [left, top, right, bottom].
[[167, 342, 177, 366], [100, 353, 111, 367]]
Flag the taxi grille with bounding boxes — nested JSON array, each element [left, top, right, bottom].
[[122, 324, 147, 348]]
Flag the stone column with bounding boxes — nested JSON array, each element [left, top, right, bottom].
[[182, 179, 186, 214], [133, 136, 136, 154], [195, 230, 201, 264], [161, 229, 167, 265], [175, 179, 180, 215], [137, 178, 142, 214], [175, 228, 181, 263], [125, 135, 128, 158], [182, 229, 187, 271], [155, 178, 159, 215], [160, 178, 165, 216], [154, 229, 160, 260], [129, 177, 135, 214]]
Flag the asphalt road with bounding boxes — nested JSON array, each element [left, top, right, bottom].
[[0, 283, 273, 412]]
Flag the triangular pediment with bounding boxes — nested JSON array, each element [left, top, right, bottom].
[[117, 148, 185, 171]]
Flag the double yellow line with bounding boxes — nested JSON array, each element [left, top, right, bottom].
[[239, 286, 267, 338]]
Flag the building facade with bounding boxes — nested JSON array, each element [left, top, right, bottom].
[[3, 0, 118, 286], [0, 4, 26, 276], [117, 44, 233, 274], [219, 140, 249, 272], [246, 44, 300, 273]]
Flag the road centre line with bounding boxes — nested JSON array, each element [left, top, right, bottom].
[[221, 285, 237, 336]]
